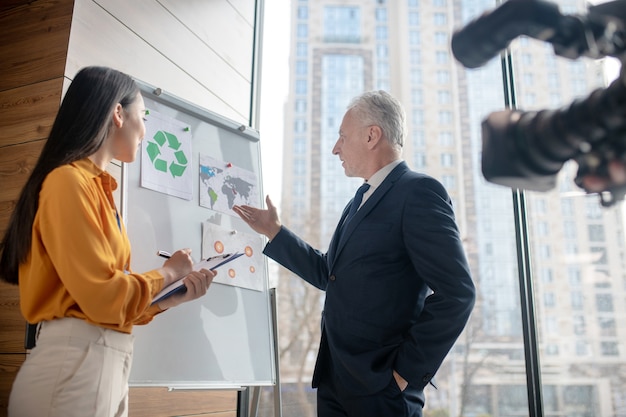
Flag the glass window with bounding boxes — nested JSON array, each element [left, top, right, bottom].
[[437, 90, 451, 104], [296, 42, 308, 57], [295, 79, 307, 94], [436, 70, 450, 83], [434, 12, 447, 25], [297, 6, 308, 19], [435, 32, 447, 45], [324, 6, 361, 43], [296, 61, 307, 75], [297, 23, 308, 38], [375, 8, 387, 22], [376, 26, 387, 40]]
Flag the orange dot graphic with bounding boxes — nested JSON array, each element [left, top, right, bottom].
[[249, 266, 256, 273], [214, 241, 224, 253], [228, 269, 236, 278], [245, 246, 253, 257]]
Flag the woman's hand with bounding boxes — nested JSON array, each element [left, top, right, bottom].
[[158, 248, 194, 287], [156, 268, 216, 310]]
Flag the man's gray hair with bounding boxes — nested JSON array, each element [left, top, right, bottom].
[[347, 90, 405, 150]]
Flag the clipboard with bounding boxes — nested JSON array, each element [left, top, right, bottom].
[[152, 252, 244, 303]]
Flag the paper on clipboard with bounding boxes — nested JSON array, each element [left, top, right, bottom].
[[152, 252, 244, 304]]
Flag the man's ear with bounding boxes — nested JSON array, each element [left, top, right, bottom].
[[112, 103, 124, 128], [366, 125, 383, 148]]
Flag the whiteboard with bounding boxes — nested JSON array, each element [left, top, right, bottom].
[[121, 82, 275, 389]]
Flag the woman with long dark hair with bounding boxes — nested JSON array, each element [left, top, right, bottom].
[[0, 66, 216, 417]]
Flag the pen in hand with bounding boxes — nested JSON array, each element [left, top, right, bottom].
[[157, 250, 171, 259]]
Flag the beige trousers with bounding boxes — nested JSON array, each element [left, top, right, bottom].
[[8, 318, 134, 417]]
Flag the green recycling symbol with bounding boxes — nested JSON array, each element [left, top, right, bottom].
[[145, 130, 188, 177]]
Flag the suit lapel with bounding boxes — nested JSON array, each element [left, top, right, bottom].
[[329, 162, 409, 269]]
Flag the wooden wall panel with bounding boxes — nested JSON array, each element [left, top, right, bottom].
[[0, 353, 24, 417], [0, 283, 24, 353], [0, 141, 46, 238], [0, 78, 63, 147], [129, 388, 237, 417], [0, 0, 74, 91]]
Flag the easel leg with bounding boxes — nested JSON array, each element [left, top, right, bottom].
[[237, 388, 249, 417], [270, 288, 283, 417], [250, 386, 261, 417]]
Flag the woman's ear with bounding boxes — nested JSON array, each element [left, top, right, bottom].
[[112, 103, 124, 128]]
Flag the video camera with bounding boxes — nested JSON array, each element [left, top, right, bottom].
[[451, 0, 626, 206]]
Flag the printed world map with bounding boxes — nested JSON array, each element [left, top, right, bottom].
[[199, 154, 259, 215]]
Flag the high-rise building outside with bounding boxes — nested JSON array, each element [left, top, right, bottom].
[[273, 0, 626, 415]]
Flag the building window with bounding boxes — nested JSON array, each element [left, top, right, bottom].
[[296, 80, 307, 94], [376, 26, 387, 40], [438, 131, 453, 146], [435, 33, 447, 46], [412, 109, 424, 125], [539, 244, 551, 259], [375, 8, 387, 22], [294, 119, 306, 133], [438, 111, 452, 124], [412, 130, 425, 147], [596, 294, 614, 312], [588, 224, 605, 242], [294, 137, 306, 154], [297, 6, 308, 19], [411, 68, 423, 84], [437, 90, 451, 104], [441, 175, 456, 190], [440, 153, 454, 167], [523, 73, 534, 85], [414, 153, 426, 168], [296, 61, 307, 75], [293, 158, 306, 175], [436, 70, 450, 83], [571, 291, 584, 310], [575, 341, 589, 356], [536, 221, 548, 236], [544, 292, 556, 308], [297, 42, 308, 57], [411, 89, 423, 106], [295, 99, 307, 113], [601, 341, 619, 356], [408, 12, 419, 26], [573, 315, 586, 335], [410, 49, 421, 65], [540, 268, 553, 283], [409, 31, 420, 45], [297, 23, 308, 38], [377, 44, 389, 58], [598, 317, 616, 337], [546, 344, 559, 355], [567, 267, 581, 285], [434, 12, 447, 25], [435, 51, 448, 64], [324, 6, 361, 43], [590, 247, 608, 265]]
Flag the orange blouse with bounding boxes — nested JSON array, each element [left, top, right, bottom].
[[19, 158, 164, 333]]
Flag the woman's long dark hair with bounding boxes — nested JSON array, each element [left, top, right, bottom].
[[0, 66, 139, 284]]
